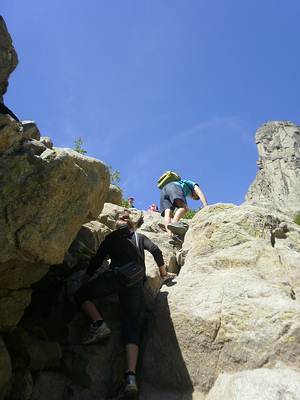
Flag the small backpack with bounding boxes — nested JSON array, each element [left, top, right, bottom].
[[157, 171, 181, 189]]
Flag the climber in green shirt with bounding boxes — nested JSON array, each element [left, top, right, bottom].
[[160, 178, 208, 244]]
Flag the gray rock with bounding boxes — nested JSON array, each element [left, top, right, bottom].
[[63, 384, 101, 400], [97, 202, 126, 229], [0, 336, 12, 400], [27, 339, 62, 371], [0, 144, 109, 267], [31, 372, 68, 400], [10, 368, 33, 400], [0, 261, 49, 291], [206, 367, 300, 400], [246, 121, 300, 216], [22, 139, 47, 156], [0, 17, 18, 101], [0, 114, 22, 153], [0, 289, 32, 331], [64, 220, 111, 269], [0, 134, 110, 330], [40, 136, 53, 149], [5, 326, 62, 371], [21, 121, 40, 140], [64, 312, 125, 399], [105, 184, 123, 205], [140, 203, 300, 397]]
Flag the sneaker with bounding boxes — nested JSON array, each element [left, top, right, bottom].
[[167, 222, 189, 236], [81, 321, 111, 345], [168, 235, 183, 246], [124, 372, 138, 397], [161, 273, 176, 283]]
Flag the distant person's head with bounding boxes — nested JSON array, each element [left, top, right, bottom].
[[128, 197, 135, 206], [149, 203, 158, 211]]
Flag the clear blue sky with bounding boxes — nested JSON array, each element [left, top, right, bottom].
[[2, 1, 300, 210]]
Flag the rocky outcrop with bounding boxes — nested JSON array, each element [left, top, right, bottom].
[[206, 367, 300, 400], [97, 202, 124, 229], [105, 184, 123, 206], [0, 336, 11, 399], [245, 121, 300, 216], [3, 198, 300, 400], [40, 136, 53, 149], [140, 203, 300, 398], [64, 221, 111, 269], [0, 115, 110, 331], [0, 16, 18, 103]]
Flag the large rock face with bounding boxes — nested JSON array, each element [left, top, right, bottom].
[[206, 367, 300, 400], [140, 204, 300, 399], [0, 16, 18, 102], [0, 115, 110, 331], [245, 121, 300, 216], [0, 336, 11, 400]]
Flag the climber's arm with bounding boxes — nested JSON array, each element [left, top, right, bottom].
[[141, 235, 176, 279], [193, 184, 208, 207]]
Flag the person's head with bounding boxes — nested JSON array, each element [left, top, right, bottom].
[[115, 212, 134, 230], [128, 197, 134, 205], [115, 211, 143, 230]]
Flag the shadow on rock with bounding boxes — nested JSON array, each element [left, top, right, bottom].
[[139, 291, 193, 400]]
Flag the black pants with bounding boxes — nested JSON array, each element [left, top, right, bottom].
[[74, 270, 145, 345]]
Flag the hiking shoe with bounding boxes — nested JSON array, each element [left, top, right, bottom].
[[161, 273, 176, 283], [167, 222, 189, 236], [81, 321, 111, 345], [168, 235, 183, 246], [124, 372, 138, 397]]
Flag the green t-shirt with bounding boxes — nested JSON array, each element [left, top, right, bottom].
[[174, 179, 198, 198]]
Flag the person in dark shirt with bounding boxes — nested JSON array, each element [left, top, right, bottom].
[[74, 212, 175, 395]]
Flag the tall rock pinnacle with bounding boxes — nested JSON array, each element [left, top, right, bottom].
[[245, 121, 300, 216]]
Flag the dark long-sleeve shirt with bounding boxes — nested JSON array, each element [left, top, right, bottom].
[[87, 226, 164, 276]]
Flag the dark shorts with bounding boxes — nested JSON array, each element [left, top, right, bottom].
[[74, 270, 145, 345], [160, 182, 186, 216]]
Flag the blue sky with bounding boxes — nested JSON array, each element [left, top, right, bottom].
[[2, 1, 300, 210]]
